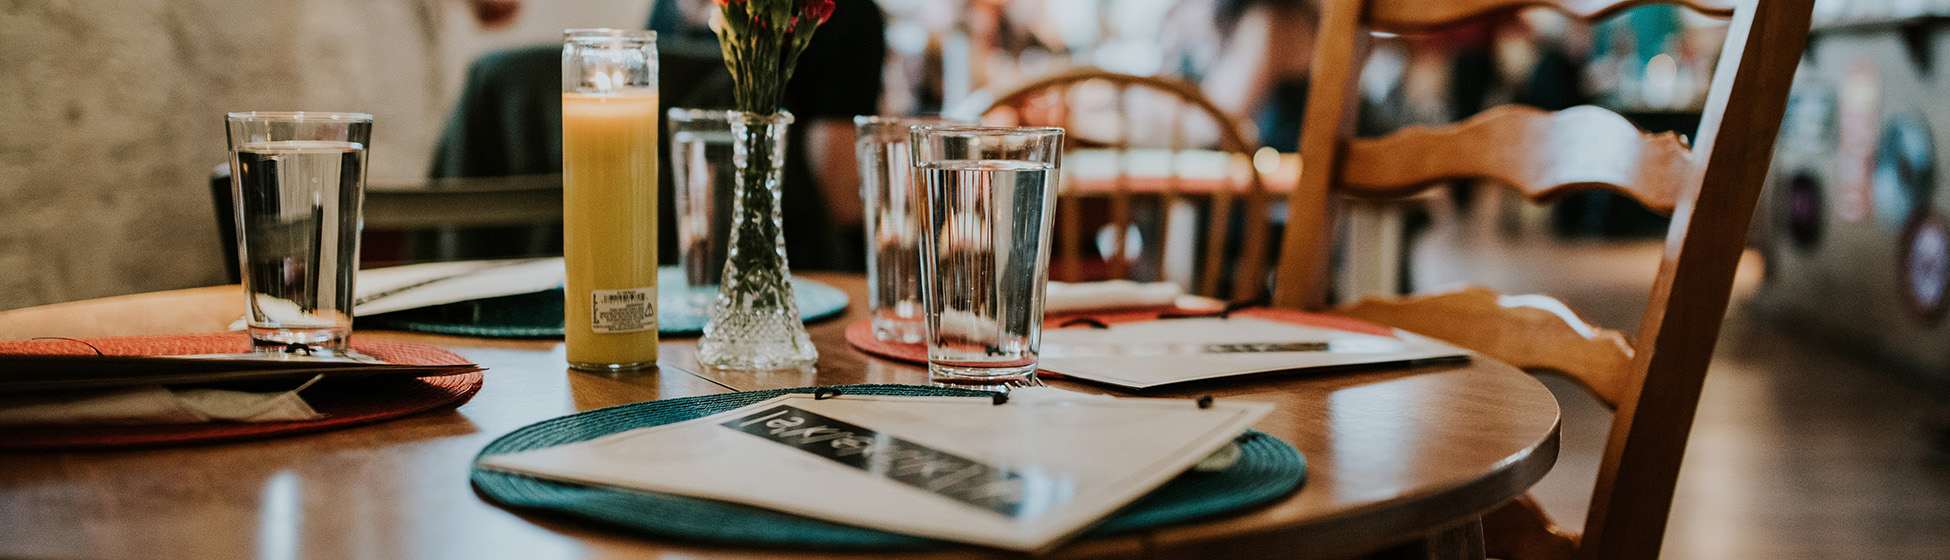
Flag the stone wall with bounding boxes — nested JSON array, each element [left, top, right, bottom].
[[0, 0, 649, 311]]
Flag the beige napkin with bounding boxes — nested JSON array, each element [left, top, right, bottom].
[[1045, 280, 1221, 314], [933, 282, 1218, 337], [0, 377, 325, 427], [354, 258, 565, 316]]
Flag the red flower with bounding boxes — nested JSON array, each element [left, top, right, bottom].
[[797, 0, 834, 24], [712, 0, 744, 6]]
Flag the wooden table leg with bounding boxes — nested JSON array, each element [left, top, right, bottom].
[[1364, 517, 1486, 560], [1421, 518, 1486, 560]]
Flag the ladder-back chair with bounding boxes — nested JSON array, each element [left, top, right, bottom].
[[983, 68, 1280, 302], [1272, 1, 1815, 559]]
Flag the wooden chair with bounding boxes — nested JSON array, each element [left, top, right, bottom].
[[208, 166, 564, 282], [981, 68, 1281, 302], [1272, 0, 1815, 559]]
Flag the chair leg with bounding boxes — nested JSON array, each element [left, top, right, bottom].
[[1482, 495, 1577, 560]]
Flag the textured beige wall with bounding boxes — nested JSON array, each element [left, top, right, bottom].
[[0, 0, 649, 311]]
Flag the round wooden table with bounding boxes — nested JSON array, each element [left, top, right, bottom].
[[0, 273, 1559, 560]]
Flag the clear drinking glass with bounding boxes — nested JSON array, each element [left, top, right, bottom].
[[225, 111, 373, 355], [856, 115, 970, 344], [669, 107, 736, 309], [909, 125, 1064, 389]]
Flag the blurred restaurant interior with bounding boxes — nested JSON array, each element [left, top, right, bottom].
[[3, 0, 1950, 558]]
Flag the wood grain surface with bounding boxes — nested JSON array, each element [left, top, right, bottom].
[[0, 273, 1559, 560]]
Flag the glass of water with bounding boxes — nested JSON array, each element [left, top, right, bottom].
[[668, 107, 736, 310], [856, 115, 969, 344], [225, 111, 373, 355], [908, 125, 1064, 389]]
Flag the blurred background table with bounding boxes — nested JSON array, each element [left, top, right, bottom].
[[0, 272, 1559, 560]]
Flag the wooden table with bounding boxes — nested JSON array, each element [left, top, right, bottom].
[[0, 273, 1560, 560]]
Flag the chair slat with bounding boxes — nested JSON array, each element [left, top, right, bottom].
[[1341, 105, 1695, 213], [984, 69, 1273, 300], [1162, 96, 1186, 291], [1232, 175, 1273, 303], [1109, 81, 1133, 280], [1335, 286, 1636, 407]]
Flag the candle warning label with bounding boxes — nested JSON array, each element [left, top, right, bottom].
[[591, 287, 657, 333]]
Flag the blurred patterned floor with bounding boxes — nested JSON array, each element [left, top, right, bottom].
[[1405, 194, 1950, 559]]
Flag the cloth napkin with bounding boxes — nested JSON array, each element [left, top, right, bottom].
[[1044, 280, 1222, 314], [0, 377, 325, 427]]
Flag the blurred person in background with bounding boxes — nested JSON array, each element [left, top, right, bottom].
[[1168, 0, 1319, 152], [433, 0, 886, 270]]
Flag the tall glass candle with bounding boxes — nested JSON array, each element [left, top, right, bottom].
[[562, 29, 659, 371]]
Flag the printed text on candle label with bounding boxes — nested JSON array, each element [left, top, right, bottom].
[[591, 287, 657, 333]]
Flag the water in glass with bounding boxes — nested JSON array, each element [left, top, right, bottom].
[[861, 133, 927, 343], [919, 159, 1056, 386], [233, 140, 365, 352], [671, 128, 736, 289]]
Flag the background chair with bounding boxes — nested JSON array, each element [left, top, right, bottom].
[[207, 165, 564, 283], [205, 42, 746, 280], [1273, 0, 1815, 558], [980, 68, 1285, 303]]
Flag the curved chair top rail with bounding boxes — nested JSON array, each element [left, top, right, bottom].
[[1371, 0, 1735, 33], [985, 68, 1265, 161]]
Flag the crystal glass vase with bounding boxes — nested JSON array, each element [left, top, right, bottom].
[[697, 111, 818, 369]]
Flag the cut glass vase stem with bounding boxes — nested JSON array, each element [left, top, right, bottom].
[[697, 111, 818, 370]]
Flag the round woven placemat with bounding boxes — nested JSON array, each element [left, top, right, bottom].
[[365, 267, 849, 338], [0, 333, 483, 451], [472, 384, 1306, 550]]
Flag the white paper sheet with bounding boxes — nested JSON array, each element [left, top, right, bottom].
[[353, 258, 565, 316], [1038, 317, 1471, 390], [478, 393, 1272, 552]]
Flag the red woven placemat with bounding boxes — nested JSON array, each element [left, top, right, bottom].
[[845, 307, 1396, 366], [0, 333, 483, 451]]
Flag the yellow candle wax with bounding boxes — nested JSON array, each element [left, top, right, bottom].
[[562, 92, 661, 370]]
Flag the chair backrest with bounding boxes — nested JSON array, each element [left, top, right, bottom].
[[981, 68, 1279, 302], [208, 165, 566, 282], [1271, 1, 1814, 559]]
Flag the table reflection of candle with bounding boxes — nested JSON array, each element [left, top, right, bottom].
[[562, 90, 660, 371]]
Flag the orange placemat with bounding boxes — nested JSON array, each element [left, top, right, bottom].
[[845, 307, 1395, 366], [0, 333, 483, 451]]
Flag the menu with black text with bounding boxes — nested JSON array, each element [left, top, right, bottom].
[[477, 393, 1272, 552]]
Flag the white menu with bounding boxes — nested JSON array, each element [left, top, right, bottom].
[[1038, 317, 1471, 390], [478, 393, 1272, 552]]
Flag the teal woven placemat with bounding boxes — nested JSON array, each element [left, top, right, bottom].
[[365, 267, 848, 338], [472, 384, 1307, 550]]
